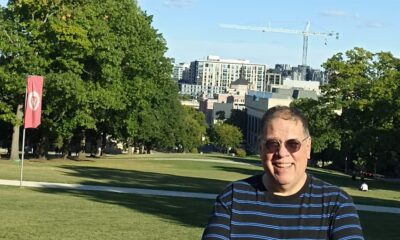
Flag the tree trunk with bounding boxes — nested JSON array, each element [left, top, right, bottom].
[[61, 140, 69, 159], [77, 131, 86, 160], [101, 132, 107, 156], [37, 134, 49, 159], [10, 104, 23, 161], [95, 135, 102, 157], [127, 145, 133, 154], [139, 145, 144, 154]]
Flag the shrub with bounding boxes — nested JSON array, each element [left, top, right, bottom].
[[190, 148, 198, 154], [235, 148, 247, 157]]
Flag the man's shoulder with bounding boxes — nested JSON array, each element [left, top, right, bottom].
[[309, 174, 352, 200], [221, 173, 264, 193], [233, 173, 264, 189], [216, 174, 264, 202]]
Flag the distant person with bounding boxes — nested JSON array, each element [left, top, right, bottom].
[[202, 106, 364, 240], [360, 182, 369, 191]]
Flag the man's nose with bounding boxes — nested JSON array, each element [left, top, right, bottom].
[[277, 142, 290, 157]]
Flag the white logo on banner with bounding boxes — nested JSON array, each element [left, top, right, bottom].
[[28, 91, 40, 111]]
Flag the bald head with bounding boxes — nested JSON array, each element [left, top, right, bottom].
[[258, 106, 310, 142]]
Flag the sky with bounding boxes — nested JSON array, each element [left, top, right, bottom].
[[1, 0, 399, 69]]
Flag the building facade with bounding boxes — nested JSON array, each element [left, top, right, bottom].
[[189, 55, 267, 91], [179, 83, 226, 99], [172, 63, 190, 82]]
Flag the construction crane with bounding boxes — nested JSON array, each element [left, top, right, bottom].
[[219, 21, 339, 66]]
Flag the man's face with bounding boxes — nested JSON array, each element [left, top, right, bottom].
[[260, 117, 311, 194]]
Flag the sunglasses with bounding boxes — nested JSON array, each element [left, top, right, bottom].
[[262, 136, 309, 153]]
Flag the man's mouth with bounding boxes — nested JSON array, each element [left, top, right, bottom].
[[273, 162, 293, 168]]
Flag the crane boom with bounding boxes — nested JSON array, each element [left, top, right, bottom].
[[219, 21, 339, 66]]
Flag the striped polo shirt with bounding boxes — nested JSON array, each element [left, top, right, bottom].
[[202, 173, 364, 240]]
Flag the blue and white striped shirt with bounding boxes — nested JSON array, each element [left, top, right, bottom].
[[202, 174, 364, 240]]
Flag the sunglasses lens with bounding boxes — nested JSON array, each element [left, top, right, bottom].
[[265, 140, 280, 153], [264, 138, 305, 153], [285, 139, 301, 152]]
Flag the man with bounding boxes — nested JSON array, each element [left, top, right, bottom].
[[360, 182, 368, 191], [202, 106, 364, 240]]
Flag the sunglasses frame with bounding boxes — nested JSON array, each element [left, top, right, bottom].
[[262, 136, 310, 154]]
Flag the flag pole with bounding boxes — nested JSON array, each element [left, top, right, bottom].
[[20, 128, 26, 188], [20, 84, 28, 188]]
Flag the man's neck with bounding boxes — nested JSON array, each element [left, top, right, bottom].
[[262, 173, 308, 196]]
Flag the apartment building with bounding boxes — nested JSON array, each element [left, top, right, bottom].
[[189, 55, 267, 91], [172, 63, 190, 82]]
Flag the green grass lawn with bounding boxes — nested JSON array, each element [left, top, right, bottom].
[[0, 153, 399, 239], [0, 185, 210, 240]]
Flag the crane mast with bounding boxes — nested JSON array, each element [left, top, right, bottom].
[[220, 21, 339, 66]]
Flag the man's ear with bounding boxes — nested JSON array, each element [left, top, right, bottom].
[[307, 137, 312, 159]]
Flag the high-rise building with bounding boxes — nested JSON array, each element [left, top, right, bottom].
[[172, 63, 190, 82], [189, 55, 267, 91]]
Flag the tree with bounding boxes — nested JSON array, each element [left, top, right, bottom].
[[321, 47, 400, 175], [210, 123, 243, 154], [215, 111, 225, 121], [0, 5, 47, 159], [0, 0, 180, 159], [290, 98, 341, 167], [225, 108, 247, 137], [176, 106, 208, 152]]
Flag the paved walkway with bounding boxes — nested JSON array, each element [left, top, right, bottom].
[[1, 179, 399, 214]]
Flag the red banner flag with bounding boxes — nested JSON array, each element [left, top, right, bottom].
[[24, 76, 44, 129]]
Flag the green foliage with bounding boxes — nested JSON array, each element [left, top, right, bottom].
[[190, 148, 198, 154], [0, 0, 182, 156], [225, 108, 247, 136], [315, 47, 400, 175], [235, 148, 247, 157], [352, 157, 367, 172], [215, 110, 225, 121], [290, 98, 341, 154], [210, 123, 243, 153], [177, 106, 208, 152]]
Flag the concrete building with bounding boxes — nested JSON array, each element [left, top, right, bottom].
[[199, 98, 218, 124], [189, 55, 267, 91], [272, 64, 327, 84], [179, 83, 226, 99], [199, 74, 250, 124], [212, 102, 234, 123], [265, 78, 321, 95], [219, 75, 249, 110], [173, 63, 190, 82]]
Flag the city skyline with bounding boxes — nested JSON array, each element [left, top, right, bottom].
[[1, 0, 399, 69], [137, 0, 399, 69]]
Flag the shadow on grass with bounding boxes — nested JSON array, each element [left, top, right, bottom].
[[307, 168, 400, 208], [36, 187, 214, 228], [212, 155, 261, 166], [306, 168, 400, 192], [352, 195, 400, 208], [32, 165, 234, 228], [213, 165, 263, 176], [358, 211, 400, 239], [59, 165, 230, 193], [30, 161, 400, 230]]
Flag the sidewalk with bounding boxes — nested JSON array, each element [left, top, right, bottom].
[[1, 179, 399, 214]]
